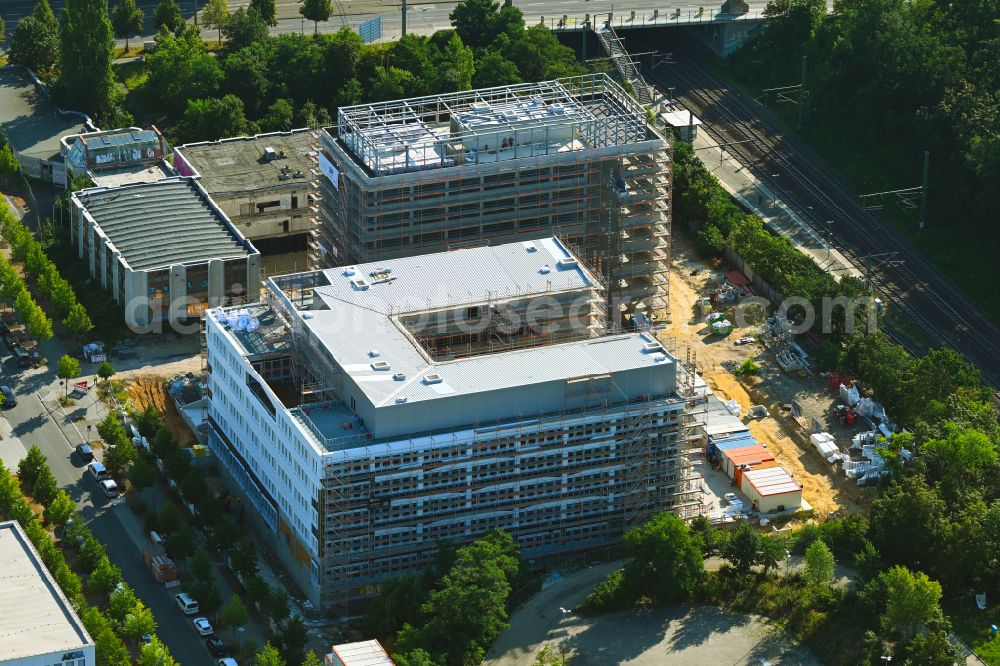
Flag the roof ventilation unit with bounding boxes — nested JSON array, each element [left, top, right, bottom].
[[523, 242, 538, 252], [371, 360, 390, 371], [263, 146, 278, 161], [368, 349, 380, 357], [351, 278, 368, 291], [393, 372, 406, 381], [396, 396, 409, 403], [642, 341, 665, 353], [539, 265, 551, 274], [557, 257, 578, 270], [423, 374, 444, 385], [343, 267, 356, 277]]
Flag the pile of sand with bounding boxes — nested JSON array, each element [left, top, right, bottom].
[[127, 375, 196, 446]]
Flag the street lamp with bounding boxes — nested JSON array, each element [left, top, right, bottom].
[[784, 550, 791, 575], [557, 607, 573, 663], [770, 174, 780, 207]]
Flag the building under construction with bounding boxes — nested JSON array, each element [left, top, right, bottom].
[[316, 74, 672, 319], [204, 238, 702, 613]]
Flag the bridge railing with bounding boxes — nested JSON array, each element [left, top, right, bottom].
[[547, 9, 764, 31]]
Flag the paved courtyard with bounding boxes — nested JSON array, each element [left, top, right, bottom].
[[484, 562, 819, 666]]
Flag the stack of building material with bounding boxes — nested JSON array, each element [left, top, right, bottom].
[[810, 432, 839, 461]]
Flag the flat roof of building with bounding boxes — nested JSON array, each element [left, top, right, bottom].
[[743, 465, 802, 497], [0, 520, 94, 660], [89, 161, 174, 188], [73, 177, 254, 271], [333, 74, 656, 176], [0, 67, 89, 162], [328, 640, 395, 666], [174, 130, 318, 195], [238, 238, 673, 417]]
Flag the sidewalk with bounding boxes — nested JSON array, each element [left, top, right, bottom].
[[690, 129, 864, 281]]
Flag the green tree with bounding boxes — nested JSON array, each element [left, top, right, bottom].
[[230, 539, 260, 581], [62, 303, 94, 338], [58, 0, 122, 125], [277, 615, 308, 665], [105, 435, 137, 477], [95, 628, 132, 666], [301, 651, 323, 666], [758, 535, 788, 573], [180, 470, 207, 502], [134, 404, 164, 439], [97, 360, 115, 382], [178, 95, 257, 143], [803, 539, 835, 589], [167, 522, 195, 560], [504, 25, 584, 81], [723, 522, 764, 573], [393, 650, 440, 666], [532, 645, 568, 666], [33, 468, 59, 505], [144, 31, 222, 116], [900, 623, 961, 665], [432, 32, 475, 92], [123, 600, 157, 644], [17, 445, 48, 493], [157, 501, 182, 534], [202, 0, 230, 42], [449, 0, 501, 49], [255, 642, 286, 666], [191, 547, 214, 583], [128, 457, 156, 493], [9, 14, 60, 71], [90, 554, 124, 597], [265, 586, 290, 626], [0, 144, 21, 184], [222, 7, 269, 51], [107, 583, 139, 626], [299, 0, 332, 34], [261, 99, 295, 132], [365, 574, 428, 641], [138, 636, 179, 666], [45, 489, 75, 527], [473, 50, 521, 88], [870, 476, 951, 577], [153, 0, 183, 32], [880, 566, 944, 640], [57, 354, 80, 395], [222, 43, 272, 116], [250, 0, 277, 26], [111, 0, 144, 50], [221, 593, 250, 630], [622, 512, 704, 602]]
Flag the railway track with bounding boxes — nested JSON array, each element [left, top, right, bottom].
[[640, 34, 1000, 389]]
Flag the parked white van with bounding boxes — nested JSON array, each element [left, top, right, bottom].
[[88, 461, 109, 481], [100, 479, 119, 499], [174, 592, 200, 615]]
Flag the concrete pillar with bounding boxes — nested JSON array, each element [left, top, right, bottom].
[[169, 264, 187, 323], [247, 254, 261, 302], [111, 253, 122, 302], [123, 268, 149, 331], [87, 227, 97, 275], [98, 242, 109, 289], [208, 259, 225, 308]]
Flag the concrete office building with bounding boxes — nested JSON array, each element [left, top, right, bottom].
[[0, 520, 95, 666], [317, 74, 672, 318], [69, 177, 260, 330], [174, 130, 320, 259], [61, 126, 172, 188], [204, 238, 701, 612]]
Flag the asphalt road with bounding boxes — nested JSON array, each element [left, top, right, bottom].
[[1, 345, 211, 664], [1, 0, 772, 48]]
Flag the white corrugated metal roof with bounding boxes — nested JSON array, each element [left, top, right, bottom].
[[329, 640, 394, 666], [312, 236, 593, 313], [743, 466, 801, 496]]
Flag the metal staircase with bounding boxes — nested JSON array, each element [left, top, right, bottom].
[[596, 22, 654, 106]]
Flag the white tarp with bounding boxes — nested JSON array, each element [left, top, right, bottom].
[[839, 383, 861, 407], [318, 151, 340, 190]]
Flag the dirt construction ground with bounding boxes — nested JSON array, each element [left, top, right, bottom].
[[658, 236, 873, 518], [127, 375, 196, 447]]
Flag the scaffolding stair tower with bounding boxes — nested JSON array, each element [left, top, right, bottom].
[[596, 23, 654, 106]]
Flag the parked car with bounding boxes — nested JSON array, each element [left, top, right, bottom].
[[0, 386, 16, 408], [75, 443, 94, 462], [734, 336, 755, 346], [140, 633, 153, 645], [206, 637, 226, 657], [193, 617, 214, 636], [87, 461, 109, 481], [724, 492, 738, 505], [99, 479, 119, 499], [219, 659, 239, 666], [175, 592, 200, 615]]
